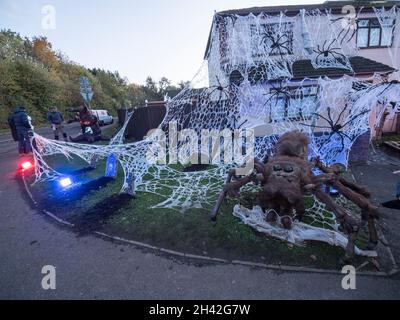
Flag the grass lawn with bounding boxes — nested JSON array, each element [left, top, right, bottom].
[[25, 139, 376, 270], [382, 134, 400, 142]]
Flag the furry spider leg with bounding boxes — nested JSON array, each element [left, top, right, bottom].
[[317, 131, 336, 152], [260, 30, 275, 46], [326, 106, 335, 125], [276, 43, 292, 56], [338, 129, 353, 142], [276, 47, 286, 60], [263, 92, 283, 122], [337, 6, 363, 44], [328, 50, 347, 63], [376, 80, 400, 97], [337, 26, 350, 45], [215, 75, 223, 87], [327, 38, 336, 48], [299, 123, 332, 129], [207, 87, 219, 99], [312, 111, 335, 128], [217, 90, 230, 106], [337, 131, 349, 152], [335, 103, 350, 127], [344, 27, 357, 44], [340, 109, 370, 128], [312, 42, 323, 55]]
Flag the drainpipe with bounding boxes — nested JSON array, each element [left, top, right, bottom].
[[301, 9, 313, 55]]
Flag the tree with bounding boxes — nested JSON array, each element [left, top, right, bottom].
[[178, 80, 191, 89], [32, 36, 59, 70], [145, 76, 157, 92], [0, 29, 186, 129], [158, 77, 171, 95]]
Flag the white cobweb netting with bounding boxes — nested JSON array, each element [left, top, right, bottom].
[[31, 5, 400, 255], [109, 108, 134, 145]]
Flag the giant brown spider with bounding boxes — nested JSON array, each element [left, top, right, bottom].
[[313, 39, 348, 68], [210, 131, 380, 261]]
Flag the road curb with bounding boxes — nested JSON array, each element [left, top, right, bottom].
[[21, 171, 399, 278]]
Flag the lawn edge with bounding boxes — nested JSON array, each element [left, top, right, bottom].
[[21, 170, 399, 278]]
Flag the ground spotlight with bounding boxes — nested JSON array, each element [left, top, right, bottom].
[[21, 161, 33, 171], [59, 177, 73, 188]]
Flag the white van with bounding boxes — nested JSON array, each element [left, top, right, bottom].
[[92, 110, 114, 126]]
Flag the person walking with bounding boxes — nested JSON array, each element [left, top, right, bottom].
[[7, 106, 33, 155], [47, 106, 68, 141]]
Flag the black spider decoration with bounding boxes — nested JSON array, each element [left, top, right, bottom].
[[313, 39, 347, 67], [263, 80, 291, 122], [366, 79, 400, 97], [330, 6, 363, 45], [206, 75, 232, 105], [300, 104, 370, 152], [260, 29, 293, 58], [363, 79, 400, 112]]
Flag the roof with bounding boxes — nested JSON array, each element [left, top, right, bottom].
[[228, 56, 395, 84], [204, 0, 400, 58], [218, 1, 400, 17], [292, 56, 396, 78]]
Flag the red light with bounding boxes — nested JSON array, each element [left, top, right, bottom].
[[21, 161, 33, 170]]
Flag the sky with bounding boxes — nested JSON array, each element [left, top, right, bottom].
[[0, 0, 327, 85]]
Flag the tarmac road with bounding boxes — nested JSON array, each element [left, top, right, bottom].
[[0, 122, 83, 156], [0, 124, 399, 299]]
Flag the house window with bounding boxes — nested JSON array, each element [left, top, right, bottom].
[[250, 22, 294, 57], [269, 85, 318, 122], [357, 18, 395, 48], [352, 80, 373, 91]]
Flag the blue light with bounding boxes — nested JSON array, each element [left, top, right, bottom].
[[59, 177, 72, 188]]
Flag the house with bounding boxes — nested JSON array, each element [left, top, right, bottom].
[[203, 0, 399, 143]]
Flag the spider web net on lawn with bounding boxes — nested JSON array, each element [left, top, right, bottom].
[[31, 5, 400, 254]]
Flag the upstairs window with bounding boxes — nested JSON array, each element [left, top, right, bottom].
[[357, 18, 395, 48]]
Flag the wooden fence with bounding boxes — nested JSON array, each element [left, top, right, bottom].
[[117, 103, 166, 141]]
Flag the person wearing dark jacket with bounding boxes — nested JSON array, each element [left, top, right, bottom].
[[7, 106, 33, 155], [68, 105, 92, 134], [47, 106, 67, 141], [69, 114, 109, 143], [67, 106, 109, 143]]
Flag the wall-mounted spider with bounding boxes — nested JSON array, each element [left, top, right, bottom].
[[366, 79, 400, 97], [300, 104, 369, 153], [263, 80, 291, 122], [206, 75, 232, 105], [260, 28, 293, 58], [313, 39, 347, 68], [330, 6, 363, 44]]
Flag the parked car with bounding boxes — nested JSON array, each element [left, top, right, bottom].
[[91, 109, 114, 126]]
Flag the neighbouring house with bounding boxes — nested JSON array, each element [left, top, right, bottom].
[[203, 0, 399, 145]]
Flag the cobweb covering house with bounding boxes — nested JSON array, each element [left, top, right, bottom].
[[31, 1, 400, 254]]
